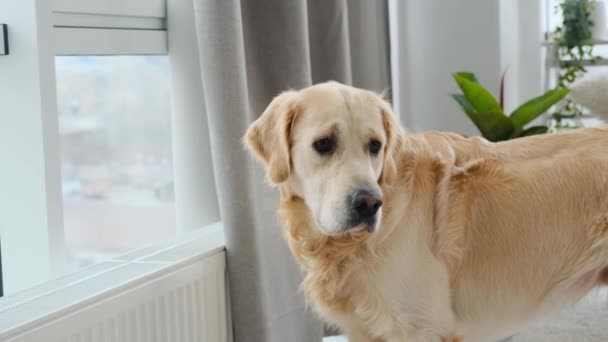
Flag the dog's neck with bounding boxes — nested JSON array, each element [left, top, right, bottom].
[[276, 194, 375, 316]]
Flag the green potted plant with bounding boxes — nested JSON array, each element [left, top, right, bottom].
[[551, 0, 600, 128], [450, 72, 569, 142]]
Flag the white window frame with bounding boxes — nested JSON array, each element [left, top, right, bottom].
[[52, 0, 168, 55], [0, 0, 219, 295], [52, 0, 167, 18]]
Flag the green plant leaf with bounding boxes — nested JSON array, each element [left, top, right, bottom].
[[450, 94, 475, 112], [454, 72, 479, 83], [464, 110, 514, 142], [453, 74, 503, 115], [500, 68, 509, 110], [518, 125, 549, 137], [510, 87, 570, 130]]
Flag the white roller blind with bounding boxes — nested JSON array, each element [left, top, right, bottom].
[[50, 0, 167, 55]]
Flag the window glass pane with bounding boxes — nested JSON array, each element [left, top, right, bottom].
[[55, 56, 175, 271], [546, 0, 563, 33], [546, 0, 608, 38]]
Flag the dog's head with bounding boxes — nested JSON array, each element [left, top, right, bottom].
[[244, 82, 401, 235]]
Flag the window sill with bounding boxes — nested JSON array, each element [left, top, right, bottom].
[[0, 222, 225, 338]]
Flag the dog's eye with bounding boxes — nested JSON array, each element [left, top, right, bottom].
[[313, 137, 335, 155], [369, 140, 382, 156]]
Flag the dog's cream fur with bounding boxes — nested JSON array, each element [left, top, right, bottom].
[[243, 82, 608, 342]]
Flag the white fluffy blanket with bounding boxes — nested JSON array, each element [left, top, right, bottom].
[[509, 289, 608, 342], [324, 289, 608, 341], [569, 69, 608, 117]]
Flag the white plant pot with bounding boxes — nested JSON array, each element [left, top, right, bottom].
[[592, 1, 607, 40]]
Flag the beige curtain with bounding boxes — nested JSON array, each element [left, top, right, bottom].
[[191, 1, 390, 340]]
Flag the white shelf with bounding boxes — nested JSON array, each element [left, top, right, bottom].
[[542, 39, 608, 46], [543, 39, 608, 67]]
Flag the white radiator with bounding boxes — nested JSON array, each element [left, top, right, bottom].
[[0, 224, 231, 342]]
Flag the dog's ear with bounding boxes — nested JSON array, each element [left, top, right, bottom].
[[377, 96, 402, 186], [243, 91, 299, 184]]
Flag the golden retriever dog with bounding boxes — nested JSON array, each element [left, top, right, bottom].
[[243, 81, 608, 342]]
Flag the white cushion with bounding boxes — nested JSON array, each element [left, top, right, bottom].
[[569, 69, 608, 116]]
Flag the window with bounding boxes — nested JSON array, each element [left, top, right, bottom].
[[543, 0, 608, 128], [56, 56, 175, 271], [1, 0, 218, 296], [544, 0, 608, 56]]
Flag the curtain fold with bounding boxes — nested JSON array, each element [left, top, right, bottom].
[[192, 1, 390, 341], [307, 0, 353, 85]]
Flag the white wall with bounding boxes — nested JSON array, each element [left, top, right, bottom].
[[515, 0, 544, 107], [390, 0, 543, 135], [0, 0, 66, 295], [168, 0, 220, 232], [500, 0, 544, 114]]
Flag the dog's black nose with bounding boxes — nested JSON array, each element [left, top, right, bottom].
[[350, 189, 382, 219]]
